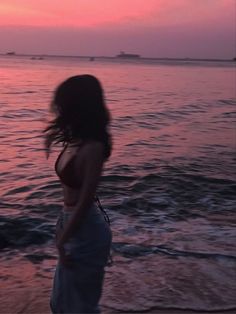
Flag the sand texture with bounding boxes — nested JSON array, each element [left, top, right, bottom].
[[0, 252, 235, 314]]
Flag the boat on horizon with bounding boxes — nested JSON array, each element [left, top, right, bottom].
[[6, 51, 16, 55], [116, 51, 140, 59]]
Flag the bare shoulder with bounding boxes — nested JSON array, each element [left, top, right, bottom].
[[74, 140, 105, 168]]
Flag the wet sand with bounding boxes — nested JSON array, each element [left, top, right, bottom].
[[0, 254, 235, 314]]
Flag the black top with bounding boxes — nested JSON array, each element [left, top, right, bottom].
[[55, 145, 81, 189]]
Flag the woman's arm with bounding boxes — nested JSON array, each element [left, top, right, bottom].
[[57, 141, 105, 248]]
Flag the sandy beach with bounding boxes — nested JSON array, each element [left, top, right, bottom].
[[0, 253, 235, 314]]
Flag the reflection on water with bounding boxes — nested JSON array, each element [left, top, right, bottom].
[[0, 55, 235, 311]]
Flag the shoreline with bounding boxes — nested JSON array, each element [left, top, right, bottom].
[[0, 254, 235, 314]]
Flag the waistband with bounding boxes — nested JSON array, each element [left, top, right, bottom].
[[61, 203, 99, 217]]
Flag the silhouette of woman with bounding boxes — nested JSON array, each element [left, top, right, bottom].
[[45, 75, 112, 313]]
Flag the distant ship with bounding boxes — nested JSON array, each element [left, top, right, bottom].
[[6, 51, 16, 55], [116, 51, 140, 59], [31, 56, 44, 60]]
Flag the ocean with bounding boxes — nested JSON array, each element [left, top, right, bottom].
[[0, 55, 235, 312]]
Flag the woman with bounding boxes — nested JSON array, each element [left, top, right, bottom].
[[45, 75, 112, 313]]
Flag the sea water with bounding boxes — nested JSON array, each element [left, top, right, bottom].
[[0, 55, 235, 311]]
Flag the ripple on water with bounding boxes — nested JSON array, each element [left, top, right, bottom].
[[0, 58, 235, 310]]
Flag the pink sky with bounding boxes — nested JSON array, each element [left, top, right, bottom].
[[0, 0, 235, 58]]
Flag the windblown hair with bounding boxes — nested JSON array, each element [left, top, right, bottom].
[[44, 75, 112, 159]]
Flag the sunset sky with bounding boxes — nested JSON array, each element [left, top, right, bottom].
[[0, 0, 235, 59]]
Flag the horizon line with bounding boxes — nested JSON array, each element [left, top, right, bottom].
[[0, 52, 235, 62]]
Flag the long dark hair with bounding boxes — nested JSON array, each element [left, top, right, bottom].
[[44, 75, 112, 158]]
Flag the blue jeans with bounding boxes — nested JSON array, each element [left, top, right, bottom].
[[50, 205, 112, 314]]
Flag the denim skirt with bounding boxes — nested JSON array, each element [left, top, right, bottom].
[[50, 204, 112, 314]]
